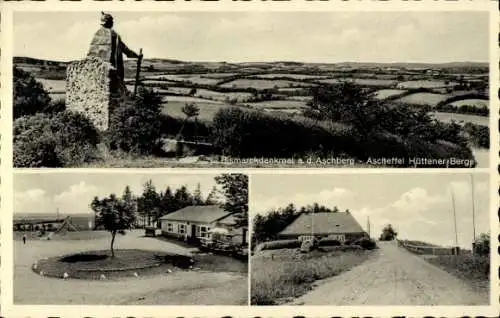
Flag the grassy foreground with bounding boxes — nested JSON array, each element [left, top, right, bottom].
[[424, 254, 490, 294], [251, 248, 377, 305]]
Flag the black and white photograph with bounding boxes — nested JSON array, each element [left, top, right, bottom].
[[250, 173, 490, 306], [12, 11, 490, 168], [13, 172, 249, 305]]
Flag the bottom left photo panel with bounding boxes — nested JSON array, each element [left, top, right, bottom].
[[12, 172, 249, 306]]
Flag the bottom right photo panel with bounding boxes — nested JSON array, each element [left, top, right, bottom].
[[250, 172, 491, 306]]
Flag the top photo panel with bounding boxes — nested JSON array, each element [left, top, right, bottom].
[[12, 11, 491, 168]]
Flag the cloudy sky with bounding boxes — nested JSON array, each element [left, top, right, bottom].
[[14, 11, 488, 63], [251, 173, 490, 249], [14, 173, 219, 216]]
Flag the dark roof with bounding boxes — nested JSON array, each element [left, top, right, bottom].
[[159, 205, 230, 224], [279, 212, 365, 236]]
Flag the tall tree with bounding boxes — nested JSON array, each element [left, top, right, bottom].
[[91, 193, 136, 257], [121, 185, 137, 227], [215, 173, 248, 227], [159, 186, 174, 216], [205, 186, 221, 205], [379, 224, 398, 241], [193, 183, 204, 205], [174, 185, 193, 210], [137, 179, 161, 226]]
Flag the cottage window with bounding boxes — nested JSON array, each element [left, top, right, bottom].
[[200, 226, 209, 238], [167, 223, 173, 232], [179, 224, 186, 234]]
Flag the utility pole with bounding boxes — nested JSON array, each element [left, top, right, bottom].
[[367, 217, 371, 237], [470, 174, 476, 254], [310, 211, 314, 238], [451, 188, 459, 249]]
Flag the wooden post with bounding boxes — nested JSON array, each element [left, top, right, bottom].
[[133, 48, 143, 98]]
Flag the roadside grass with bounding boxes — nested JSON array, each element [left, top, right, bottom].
[[424, 254, 490, 293], [251, 248, 377, 305]]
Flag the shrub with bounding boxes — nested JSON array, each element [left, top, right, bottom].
[[106, 87, 163, 154], [318, 239, 341, 246], [355, 238, 377, 250], [212, 107, 355, 158], [257, 239, 300, 251], [13, 66, 52, 119], [14, 111, 100, 167], [474, 233, 490, 256]]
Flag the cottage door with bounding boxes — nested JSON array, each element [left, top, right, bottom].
[[191, 224, 197, 238]]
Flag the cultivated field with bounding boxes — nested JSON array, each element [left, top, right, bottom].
[[397, 80, 457, 89], [395, 92, 449, 107], [220, 79, 313, 89]]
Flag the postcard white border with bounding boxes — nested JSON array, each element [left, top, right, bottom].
[[1, 0, 499, 317]]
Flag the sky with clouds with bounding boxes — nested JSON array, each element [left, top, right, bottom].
[[250, 173, 490, 249], [14, 173, 219, 216], [14, 11, 488, 63]]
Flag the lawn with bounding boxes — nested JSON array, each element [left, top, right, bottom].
[[251, 248, 377, 305], [220, 79, 313, 89]]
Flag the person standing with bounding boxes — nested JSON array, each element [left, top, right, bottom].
[[22, 234, 26, 245]]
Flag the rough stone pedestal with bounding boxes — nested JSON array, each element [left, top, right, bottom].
[[66, 57, 127, 131]]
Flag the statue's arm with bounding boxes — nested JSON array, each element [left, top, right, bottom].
[[119, 37, 140, 58]]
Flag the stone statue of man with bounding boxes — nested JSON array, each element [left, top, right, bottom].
[[87, 12, 142, 80]]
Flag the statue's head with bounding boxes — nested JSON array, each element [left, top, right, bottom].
[[100, 12, 114, 29]]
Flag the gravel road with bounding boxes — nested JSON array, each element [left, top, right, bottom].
[[290, 241, 489, 305]]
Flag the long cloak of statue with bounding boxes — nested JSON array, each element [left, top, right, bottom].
[[87, 27, 138, 80]]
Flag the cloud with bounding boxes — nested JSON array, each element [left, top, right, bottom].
[[252, 187, 354, 214], [351, 180, 489, 248], [15, 181, 101, 215]]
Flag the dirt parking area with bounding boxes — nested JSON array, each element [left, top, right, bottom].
[[14, 230, 248, 305]]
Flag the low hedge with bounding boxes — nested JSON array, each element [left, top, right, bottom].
[[318, 239, 342, 246], [256, 239, 300, 251], [211, 107, 475, 167]]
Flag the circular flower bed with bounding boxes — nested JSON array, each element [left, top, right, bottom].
[[32, 249, 195, 280]]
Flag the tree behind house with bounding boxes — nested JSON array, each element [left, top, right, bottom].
[[215, 173, 248, 228]]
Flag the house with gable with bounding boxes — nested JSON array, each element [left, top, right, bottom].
[[159, 205, 247, 245], [277, 212, 367, 242]]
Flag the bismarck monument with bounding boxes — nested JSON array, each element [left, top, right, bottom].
[[66, 12, 142, 131]]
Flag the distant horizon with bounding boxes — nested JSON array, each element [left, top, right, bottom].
[[14, 55, 489, 66], [14, 12, 488, 64]]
